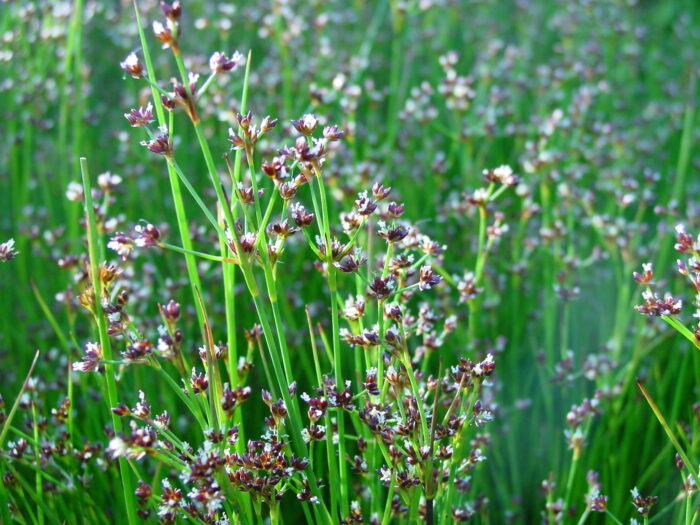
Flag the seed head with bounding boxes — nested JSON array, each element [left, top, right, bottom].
[[0, 239, 19, 262], [209, 50, 244, 73], [108, 232, 134, 260], [633, 262, 654, 284], [73, 342, 102, 373], [291, 114, 319, 136], [290, 202, 315, 228], [419, 265, 441, 291], [134, 223, 161, 247], [124, 103, 154, 127], [635, 290, 682, 316], [160, 1, 181, 22], [141, 131, 172, 156], [119, 52, 143, 79], [152, 20, 176, 49]]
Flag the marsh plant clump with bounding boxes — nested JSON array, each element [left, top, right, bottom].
[[1, 0, 700, 524]]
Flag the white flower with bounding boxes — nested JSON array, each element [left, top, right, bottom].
[[65, 181, 84, 202], [0, 238, 19, 262], [108, 437, 129, 458]]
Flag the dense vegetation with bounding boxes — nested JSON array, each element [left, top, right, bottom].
[[1, 0, 700, 523]]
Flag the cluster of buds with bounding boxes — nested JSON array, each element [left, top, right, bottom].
[[564, 393, 601, 459], [124, 103, 153, 127], [122, 339, 153, 362], [632, 262, 654, 284], [452, 354, 496, 385], [0, 238, 18, 262], [119, 52, 143, 79], [280, 114, 344, 174], [228, 112, 278, 151], [157, 300, 183, 363], [457, 272, 482, 303], [72, 341, 102, 373], [108, 421, 158, 461], [108, 223, 162, 260], [221, 383, 252, 415], [152, 1, 181, 50], [226, 434, 310, 504], [289, 202, 315, 228], [585, 470, 608, 512], [334, 250, 367, 273], [483, 165, 519, 187], [209, 50, 244, 73], [141, 128, 173, 157], [630, 487, 658, 516], [635, 289, 682, 317]]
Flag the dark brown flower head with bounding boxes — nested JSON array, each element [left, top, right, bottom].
[[417, 235, 445, 256], [99, 263, 123, 288], [632, 262, 653, 284], [343, 295, 366, 321], [221, 383, 251, 414], [483, 165, 519, 186], [135, 480, 152, 507], [419, 265, 441, 291], [290, 202, 315, 228], [635, 290, 682, 316], [120, 52, 143, 79], [141, 130, 172, 156], [367, 275, 397, 300], [190, 369, 209, 394], [160, 1, 181, 22], [260, 115, 278, 134], [386, 202, 405, 219], [122, 340, 153, 361], [198, 343, 224, 361], [588, 492, 607, 512], [334, 251, 367, 273], [0, 238, 18, 262], [228, 130, 246, 151], [327, 380, 355, 411], [372, 182, 392, 201], [355, 191, 378, 216], [131, 391, 151, 419], [236, 183, 263, 205], [378, 221, 408, 243], [322, 125, 344, 141], [236, 111, 253, 131], [170, 74, 199, 119], [134, 223, 161, 247], [284, 136, 322, 162], [124, 103, 154, 127], [341, 210, 363, 233], [364, 368, 380, 396], [244, 324, 263, 344], [631, 487, 657, 516], [318, 237, 344, 260], [268, 219, 298, 239], [73, 342, 102, 373], [300, 392, 328, 423], [162, 299, 180, 321], [278, 181, 298, 200], [291, 114, 318, 136], [261, 156, 288, 180], [152, 20, 176, 49], [160, 94, 176, 112], [239, 232, 257, 253], [675, 224, 697, 254], [209, 50, 244, 73]]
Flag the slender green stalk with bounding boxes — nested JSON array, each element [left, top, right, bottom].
[[133, 0, 205, 355], [80, 157, 137, 525]]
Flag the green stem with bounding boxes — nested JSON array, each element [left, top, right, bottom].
[[80, 157, 137, 525]]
